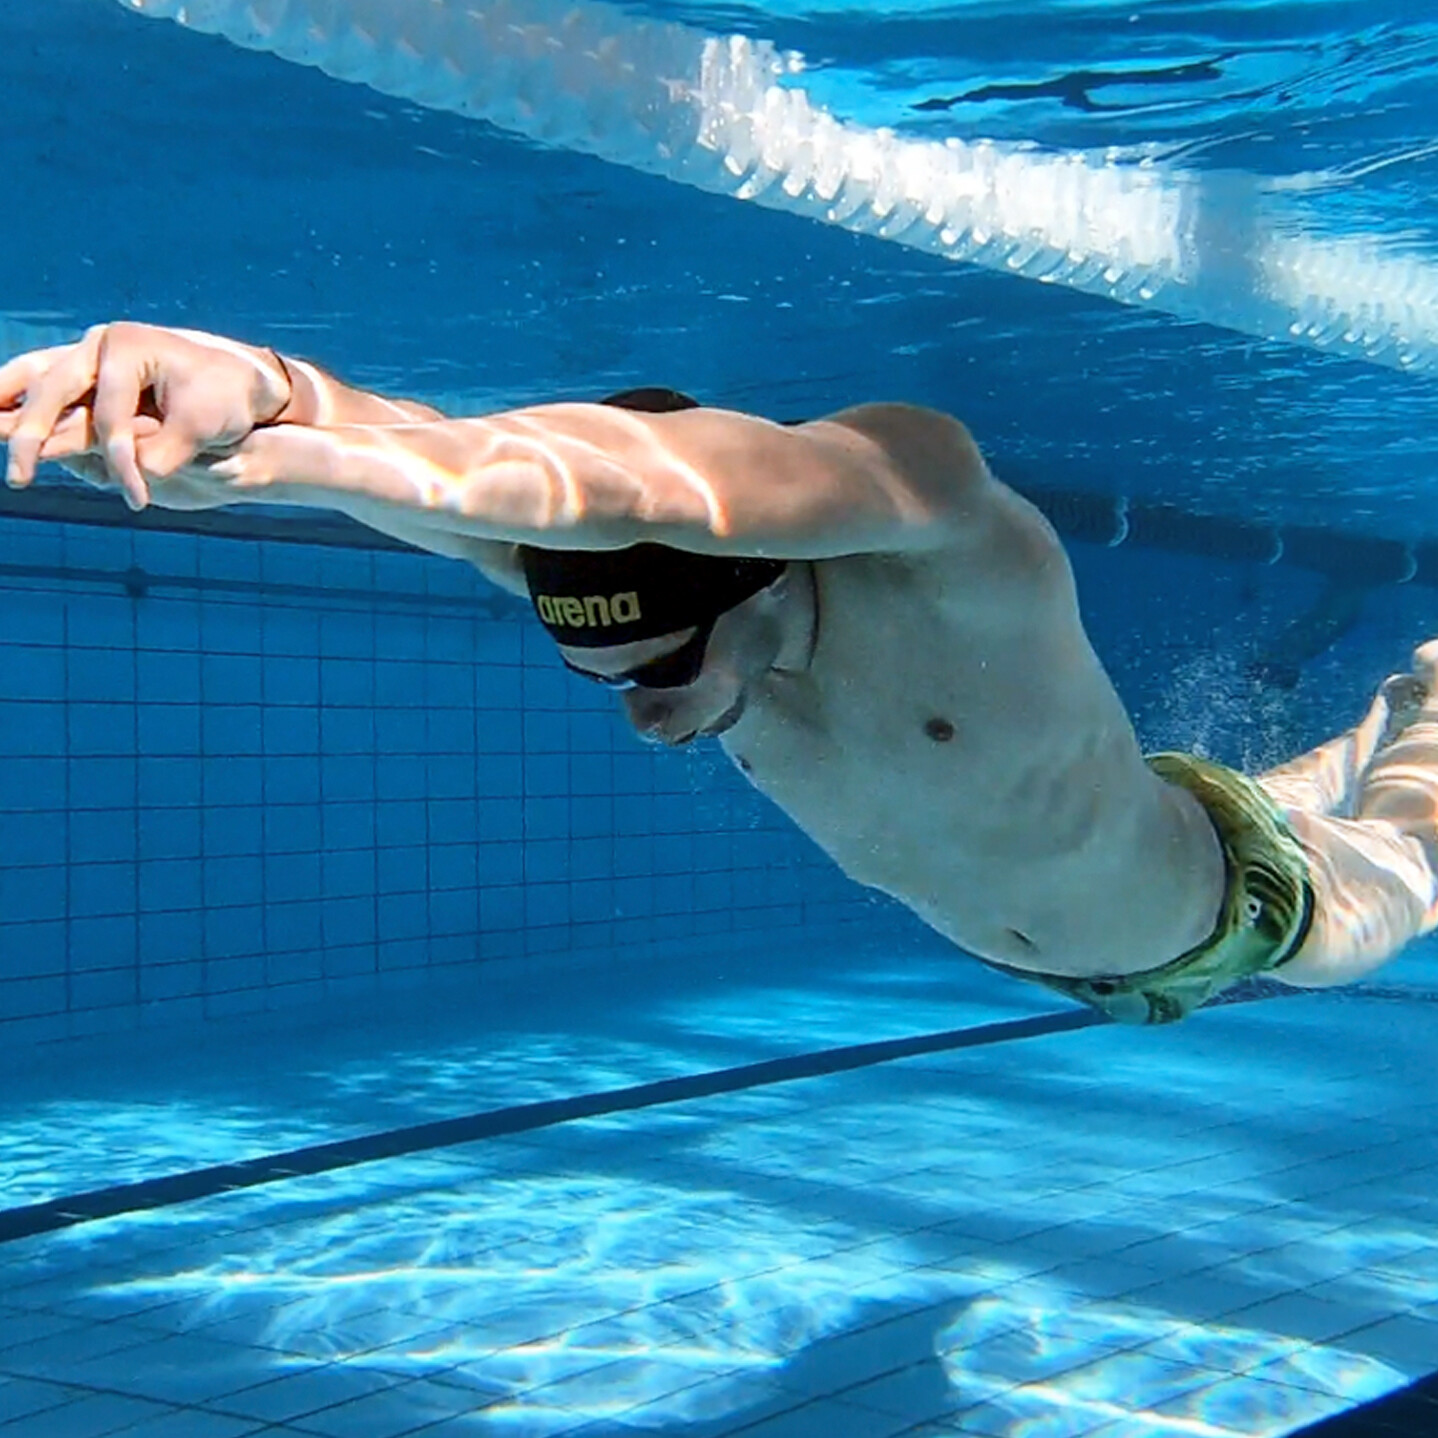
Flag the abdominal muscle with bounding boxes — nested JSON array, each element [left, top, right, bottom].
[[719, 551, 1226, 979]]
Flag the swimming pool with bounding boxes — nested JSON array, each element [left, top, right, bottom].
[[0, 0, 1436, 1434]]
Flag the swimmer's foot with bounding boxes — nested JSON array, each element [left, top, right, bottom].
[[1364, 639, 1438, 757], [1410, 639, 1438, 703], [1347, 645, 1437, 787], [1325, 668, 1427, 790], [1259, 651, 1428, 815], [1371, 671, 1429, 754]]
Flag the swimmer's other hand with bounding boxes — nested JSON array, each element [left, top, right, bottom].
[[0, 322, 291, 510], [143, 425, 308, 510]]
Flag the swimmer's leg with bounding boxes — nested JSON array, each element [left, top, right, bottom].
[[1350, 641, 1438, 884], [1256, 669, 1426, 816], [1269, 642, 1438, 987]]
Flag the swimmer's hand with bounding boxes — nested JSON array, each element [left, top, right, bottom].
[[0, 322, 291, 511]]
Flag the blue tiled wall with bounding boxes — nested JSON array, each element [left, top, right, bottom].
[[0, 515, 890, 1044]]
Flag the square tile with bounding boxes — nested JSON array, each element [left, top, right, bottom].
[[526, 1354, 713, 1420], [109, 1411, 264, 1438], [619, 1370, 800, 1430], [733, 1396, 918, 1438], [411, 1409, 606, 1438], [0, 1319, 151, 1378], [251, 1308, 444, 1364], [1299, 1276, 1426, 1325], [1225, 1291, 1379, 1346], [1246, 1346, 1412, 1403], [64, 1332, 276, 1406], [50, 1291, 198, 1328], [213, 1363, 403, 1423], [1338, 1312, 1438, 1373], [1042, 1350, 1218, 1412], [1150, 1373, 1349, 1436], [940, 1381, 1112, 1438], [839, 1361, 970, 1424], [0, 1377, 80, 1425], [1244, 1242, 1366, 1288], [285, 1376, 488, 1438], [196, 1296, 366, 1355], [0, 1309, 84, 1353], [948, 1325, 1105, 1390], [1043, 1257, 1185, 1304], [1123, 1270, 1267, 1325], [5, 1392, 175, 1438], [769, 1311, 952, 1398]]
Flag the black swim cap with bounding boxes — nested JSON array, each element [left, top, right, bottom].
[[519, 385, 785, 649], [521, 543, 786, 649]]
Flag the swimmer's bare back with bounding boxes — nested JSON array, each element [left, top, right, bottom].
[[0, 320, 1272, 982]]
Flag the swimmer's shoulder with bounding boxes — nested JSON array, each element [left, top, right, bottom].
[[799, 402, 990, 506], [803, 403, 1069, 595]]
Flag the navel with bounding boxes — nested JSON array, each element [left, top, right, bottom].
[[924, 717, 956, 743]]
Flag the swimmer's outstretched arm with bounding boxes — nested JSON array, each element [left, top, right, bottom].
[[195, 399, 1022, 564], [0, 320, 1057, 587]]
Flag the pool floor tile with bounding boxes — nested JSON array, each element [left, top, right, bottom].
[[1328, 1311, 1438, 1373], [2, 1392, 176, 1438], [0, 1320, 153, 1379], [67, 1333, 278, 1405], [283, 1376, 495, 1438], [108, 1410, 266, 1438], [0, 1310, 84, 1355], [1150, 1373, 1354, 1436], [726, 1395, 920, 1438], [210, 1362, 406, 1422], [0, 1376, 82, 1426], [2, 960, 1437, 1438]]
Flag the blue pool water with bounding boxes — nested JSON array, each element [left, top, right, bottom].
[[0, 1, 1436, 1435]]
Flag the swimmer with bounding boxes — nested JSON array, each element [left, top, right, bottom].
[[4, 321, 1436, 1024]]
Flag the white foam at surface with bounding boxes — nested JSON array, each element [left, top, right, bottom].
[[116, 0, 1438, 373]]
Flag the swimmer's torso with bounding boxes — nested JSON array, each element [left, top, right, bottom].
[[452, 403, 1225, 980], [719, 542, 1220, 977]]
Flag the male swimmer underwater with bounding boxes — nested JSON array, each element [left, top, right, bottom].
[[4, 322, 1437, 1025]]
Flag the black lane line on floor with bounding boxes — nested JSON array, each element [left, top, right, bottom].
[[1286, 1368, 1438, 1437], [0, 1008, 1103, 1245]]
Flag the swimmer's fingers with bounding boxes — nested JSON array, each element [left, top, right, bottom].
[[132, 393, 222, 482], [0, 344, 79, 417], [32, 408, 96, 461], [92, 352, 153, 511], [38, 410, 161, 463], [78, 323, 212, 509], [3, 327, 105, 490], [13, 409, 161, 503]]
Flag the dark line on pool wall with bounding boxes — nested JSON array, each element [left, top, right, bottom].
[[0, 1008, 1103, 1246]]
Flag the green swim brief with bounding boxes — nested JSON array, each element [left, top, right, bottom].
[[982, 752, 1315, 1026]]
